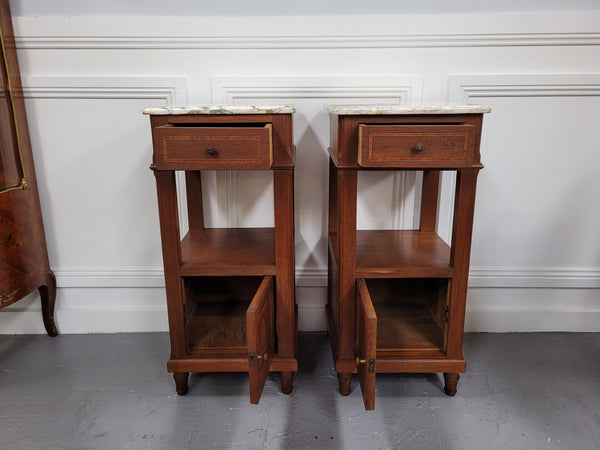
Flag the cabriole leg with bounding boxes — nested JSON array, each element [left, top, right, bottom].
[[39, 271, 58, 337]]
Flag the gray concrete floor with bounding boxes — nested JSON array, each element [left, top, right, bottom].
[[0, 332, 598, 450]]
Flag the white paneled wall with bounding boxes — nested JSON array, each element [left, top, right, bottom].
[[1, 9, 599, 333]]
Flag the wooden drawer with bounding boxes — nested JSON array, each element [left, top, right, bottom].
[[154, 124, 272, 170], [358, 124, 475, 168]]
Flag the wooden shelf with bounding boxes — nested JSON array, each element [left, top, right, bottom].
[[376, 303, 445, 356], [180, 228, 276, 276], [183, 276, 264, 355], [356, 230, 452, 278], [364, 278, 448, 357], [186, 301, 249, 355]]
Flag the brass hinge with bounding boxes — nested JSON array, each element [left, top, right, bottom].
[[355, 356, 376, 373], [248, 352, 268, 367], [0, 289, 20, 306]]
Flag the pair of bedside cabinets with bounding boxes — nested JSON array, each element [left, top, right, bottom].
[[144, 103, 490, 410]]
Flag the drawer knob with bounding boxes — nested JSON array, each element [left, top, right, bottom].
[[206, 146, 217, 156], [413, 143, 425, 153]]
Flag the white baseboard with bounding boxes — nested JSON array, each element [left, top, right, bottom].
[[1, 268, 599, 333], [465, 311, 600, 333]]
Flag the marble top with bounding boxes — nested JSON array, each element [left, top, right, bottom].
[[324, 104, 491, 115], [142, 105, 295, 115]]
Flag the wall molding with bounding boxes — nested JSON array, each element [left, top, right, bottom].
[[21, 76, 187, 103], [22, 75, 191, 237], [447, 72, 600, 291], [448, 74, 600, 102], [0, 75, 186, 334], [49, 266, 600, 290], [469, 267, 600, 288], [54, 267, 165, 288], [14, 33, 600, 50], [212, 76, 422, 103]]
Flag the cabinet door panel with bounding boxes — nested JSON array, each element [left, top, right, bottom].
[[355, 278, 377, 410], [246, 276, 275, 404]]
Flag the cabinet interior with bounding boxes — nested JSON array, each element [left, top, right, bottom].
[[363, 277, 449, 356], [183, 275, 264, 355]]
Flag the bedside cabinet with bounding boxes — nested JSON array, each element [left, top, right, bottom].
[[325, 104, 490, 409], [144, 105, 297, 404]]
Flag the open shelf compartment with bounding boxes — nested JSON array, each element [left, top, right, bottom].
[[183, 275, 274, 357], [358, 277, 450, 358]]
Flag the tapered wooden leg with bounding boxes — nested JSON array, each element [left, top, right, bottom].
[[280, 371, 294, 394], [174, 372, 189, 395], [337, 373, 352, 396], [39, 270, 58, 337], [444, 372, 460, 396]]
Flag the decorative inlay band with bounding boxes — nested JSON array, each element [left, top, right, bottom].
[[0, 289, 20, 306]]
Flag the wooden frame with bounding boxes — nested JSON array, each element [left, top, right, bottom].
[[148, 112, 297, 404], [327, 111, 485, 409]]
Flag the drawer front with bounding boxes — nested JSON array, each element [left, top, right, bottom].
[[358, 124, 475, 168], [154, 124, 272, 170]]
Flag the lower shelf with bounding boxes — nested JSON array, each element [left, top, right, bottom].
[[187, 301, 248, 353], [361, 278, 450, 357], [172, 275, 298, 375], [183, 276, 263, 355]]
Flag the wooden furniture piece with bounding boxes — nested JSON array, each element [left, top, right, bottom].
[[145, 105, 297, 404], [326, 104, 490, 409], [0, 0, 57, 335]]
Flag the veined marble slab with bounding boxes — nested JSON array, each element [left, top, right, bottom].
[[142, 105, 295, 115], [324, 104, 491, 115]]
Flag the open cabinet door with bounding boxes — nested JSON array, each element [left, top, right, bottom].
[[355, 279, 377, 410], [247, 276, 275, 404]]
